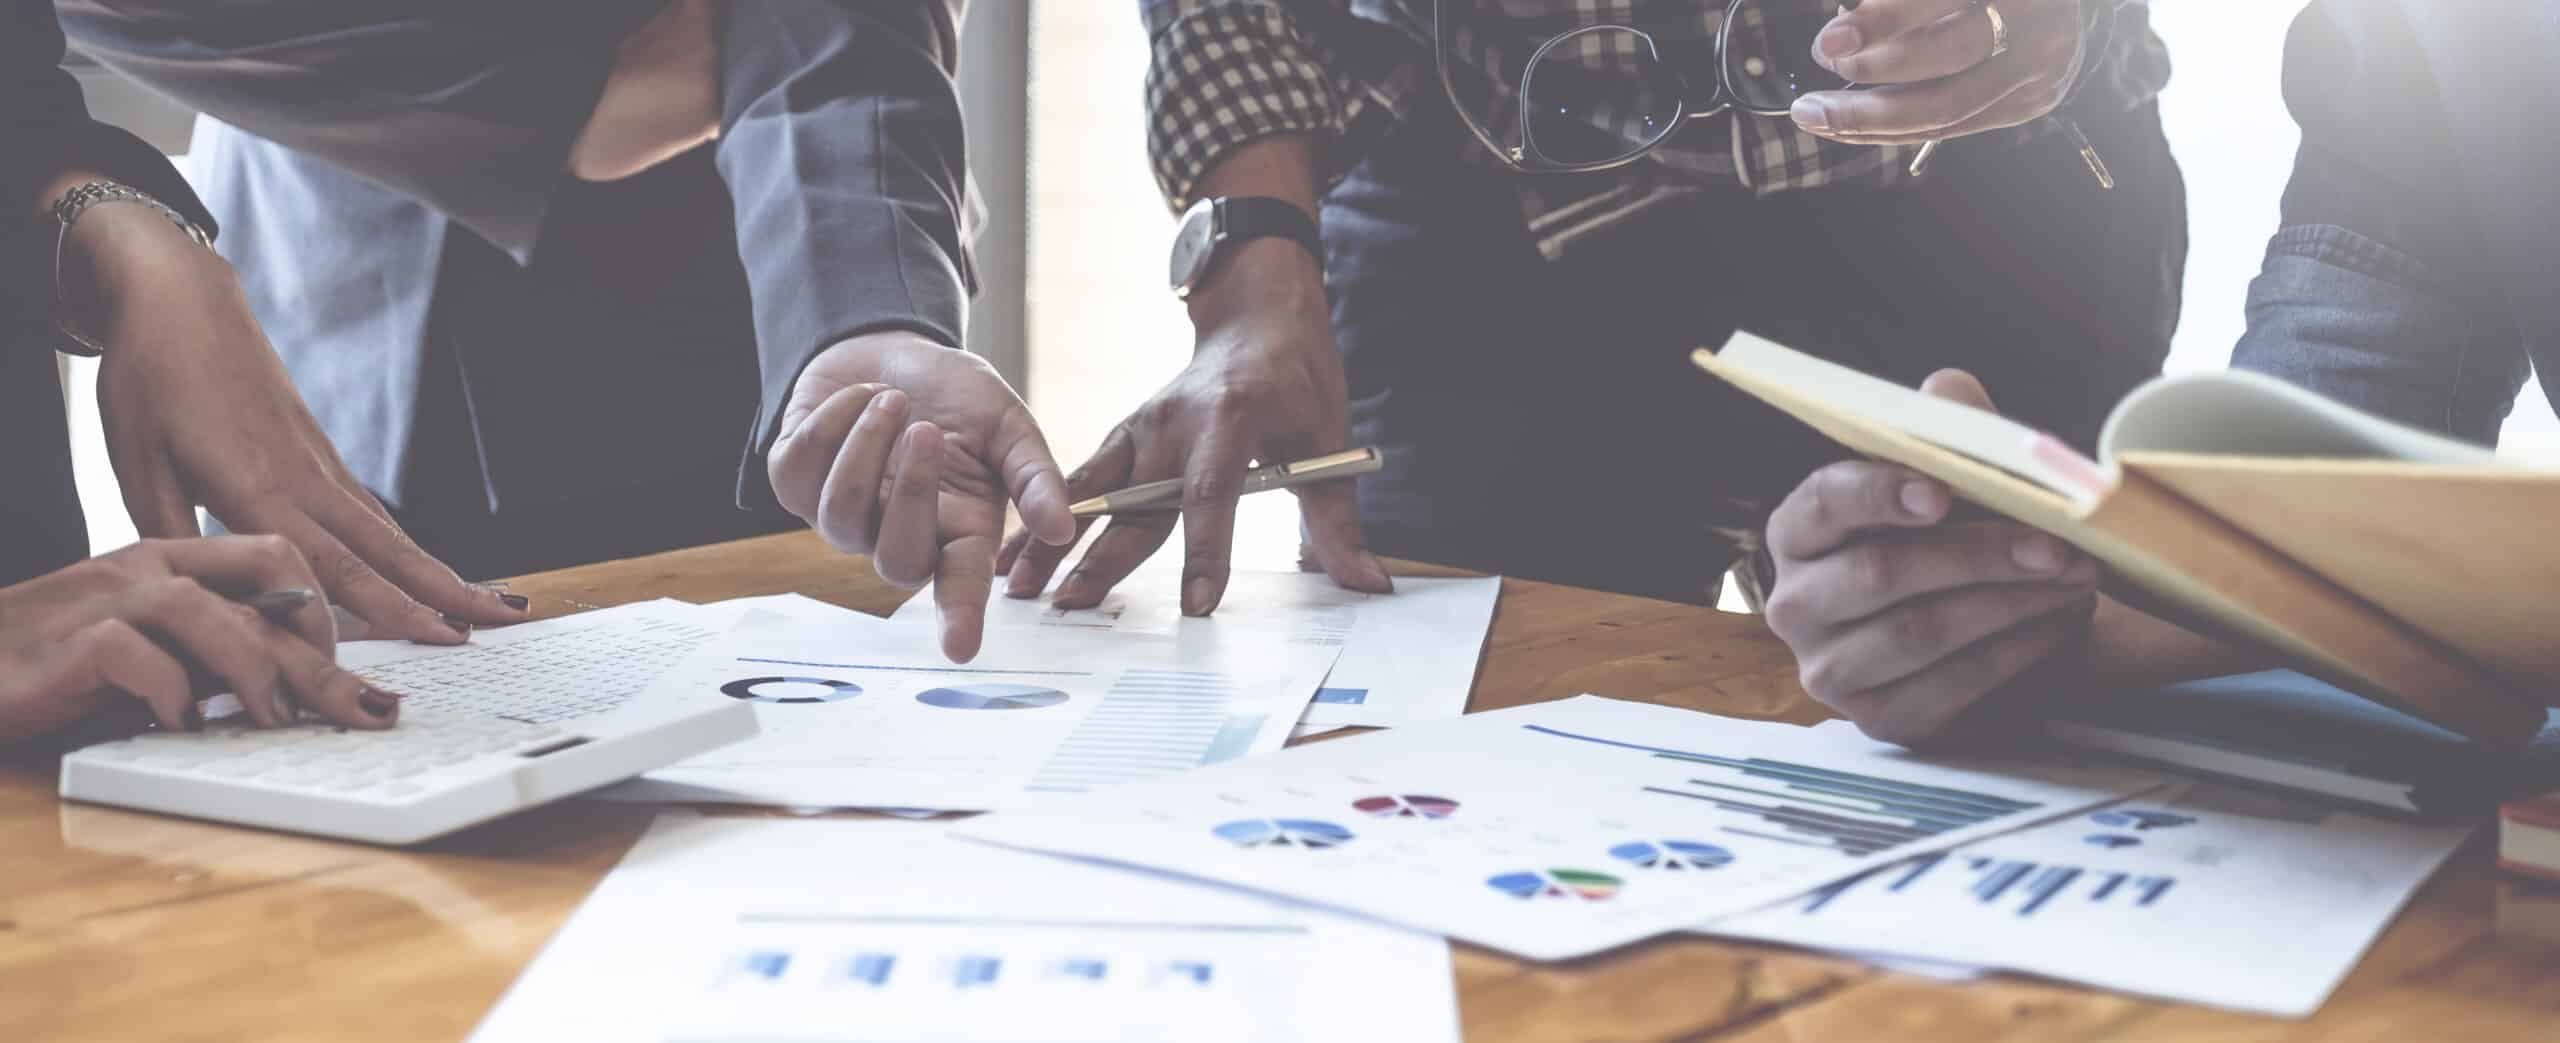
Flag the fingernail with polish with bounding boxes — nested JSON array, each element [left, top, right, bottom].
[[1791, 96, 1832, 132], [2013, 534, 2066, 574], [359, 687, 401, 720], [441, 614, 474, 638], [498, 593, 530, 612]]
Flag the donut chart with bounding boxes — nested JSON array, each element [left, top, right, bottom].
[[720, 676, 863, 704]]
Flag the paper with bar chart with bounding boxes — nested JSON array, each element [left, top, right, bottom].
[[895, 569, 1500, 728], [470, 816, 1458, 1043], [1705, 760, 2472, 1016], [599, 612, 1336, 810], [957, 696, 2162, 960]]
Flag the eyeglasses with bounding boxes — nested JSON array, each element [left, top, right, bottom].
[[1432, 0, 2112, 187]]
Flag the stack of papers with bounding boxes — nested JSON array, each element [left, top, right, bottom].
[[1708, 753, 2472, 1016], [957, 696, 2163, 959], [898, 568, 1501, 729], [601, 610, 1337, 810], [470, 816, 1459, 1043]]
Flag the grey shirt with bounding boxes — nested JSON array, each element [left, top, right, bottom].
[[60, 1, 974, 513]]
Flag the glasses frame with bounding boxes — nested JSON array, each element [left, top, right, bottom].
[[1434, 0, 1822, 175]]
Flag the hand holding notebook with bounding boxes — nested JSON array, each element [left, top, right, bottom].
[[1697, 332, 2555, 747]]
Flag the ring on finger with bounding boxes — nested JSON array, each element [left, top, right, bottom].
[[1979, 0, 2009, 58]]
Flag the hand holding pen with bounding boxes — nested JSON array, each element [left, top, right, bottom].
[[0, 537, 405, 743]]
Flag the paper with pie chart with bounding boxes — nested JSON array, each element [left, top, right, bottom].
[[958, 696, 2165, 960], [894, 568, 1500, 728], [601, 611, 1337, 811], [1704, 764, 2472, 1017]]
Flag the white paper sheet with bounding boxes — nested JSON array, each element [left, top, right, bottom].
[[597, 611, 1337, 811], [470, 816, 1459, 1043], [1705, 761, 2472, 1017], [894, 569, 1499, 728], [958, 695, 2163, 960]]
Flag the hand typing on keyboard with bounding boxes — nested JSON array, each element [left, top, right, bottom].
[[0, 537, 405, 742]]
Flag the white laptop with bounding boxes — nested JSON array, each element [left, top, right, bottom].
[[59, 600, 755, 845]]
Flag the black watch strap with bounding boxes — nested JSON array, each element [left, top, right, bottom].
[[1218, 196, 1320, 261]]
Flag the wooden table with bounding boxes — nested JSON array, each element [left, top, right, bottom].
[[3, 531, 2551, 1041]]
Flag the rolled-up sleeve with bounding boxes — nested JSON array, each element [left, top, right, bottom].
[[56, 1, 634, 266], [1142, 0, 1360, 211], [713, 1, 976, 504]]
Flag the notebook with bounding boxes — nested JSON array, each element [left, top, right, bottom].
[[2050, 671, 2560, 818], [1693, 333, 2557, 747]]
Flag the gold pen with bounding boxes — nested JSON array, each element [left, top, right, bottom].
[[1069, 447, 1384, 517]]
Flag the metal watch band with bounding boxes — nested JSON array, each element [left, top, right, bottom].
[[50, 180, 215, 357]]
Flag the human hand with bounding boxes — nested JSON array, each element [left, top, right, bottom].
[[64, 204, 529, 644], [1760, 371, 2100, 745], [1788, 0, 2088, 145], [0, 537, 403, 743], [766, 330, 1074, 661], [996, 237, 1391, 619]]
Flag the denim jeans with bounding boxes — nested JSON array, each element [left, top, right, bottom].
[[1320, 98, 2189, 603]]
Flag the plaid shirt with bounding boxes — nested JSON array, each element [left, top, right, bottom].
[[1142, 0, 2171, 258]]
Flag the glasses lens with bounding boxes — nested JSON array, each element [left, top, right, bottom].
[[1521, 27, 1686, 168], [1722, 0, 1850, 114]]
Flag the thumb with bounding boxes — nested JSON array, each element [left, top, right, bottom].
[[991, 407, 1075, 547], [1919, 369, 1995, 413]]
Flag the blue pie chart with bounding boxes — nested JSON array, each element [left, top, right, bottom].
[[721, 676, 862, 704], [915, 684, 1072, 710]]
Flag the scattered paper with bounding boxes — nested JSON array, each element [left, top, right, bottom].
[[958, 695, 2162, 960], [597, 611, 1336, 811], [896, 569, 1499, 728], [1705, 762, 2472, 1017], [470, 816, 1460, 1043]]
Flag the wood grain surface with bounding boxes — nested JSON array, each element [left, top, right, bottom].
[[2, 531, 2550, 1041]]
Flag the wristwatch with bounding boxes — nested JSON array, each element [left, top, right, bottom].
[[1166, 196, 1320, 300]]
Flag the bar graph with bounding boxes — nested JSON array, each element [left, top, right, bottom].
[[1026, 669, 1264, 793], [1798, 851, 2179, 919], [1523, 724, 2045, 857], [842, 952, 895, 987]]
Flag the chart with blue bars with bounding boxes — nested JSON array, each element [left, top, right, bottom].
[[1521, 724, 2045, 857], [1025, 669, 1268, 794], [719, 948, 1228, 990], [1797, 850, 2178, 919]]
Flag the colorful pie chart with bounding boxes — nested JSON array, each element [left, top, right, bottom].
[[1608, 839, 1735, 870], [1486, 868, 1623, 901], [1212, 818, 1355, 849], [1351, 794, 1461, 819], [914, 684, 1072, 710]]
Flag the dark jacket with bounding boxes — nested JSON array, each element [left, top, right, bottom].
[[0, 0, 216, 585], [2232, 0, 2560, 443], [59, 2, 975, 518]]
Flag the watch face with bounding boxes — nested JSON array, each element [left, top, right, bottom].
[[1168, 199, 1218, 296]]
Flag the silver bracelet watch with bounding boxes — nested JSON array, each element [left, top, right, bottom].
[[49, 180, 214, 357]]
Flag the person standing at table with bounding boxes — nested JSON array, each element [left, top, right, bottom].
[[1000, 0, 2186, 622], [1754, 0, 2560, 743], [2, 0, 521, 740], [59, 0, 1079, 660]]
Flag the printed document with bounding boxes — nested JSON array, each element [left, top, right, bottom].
[[895, 569, 1499, 728], [470, 816, 1459, 1043], [603, 611, 1335, 810], [959, 695, 2162, 960]]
